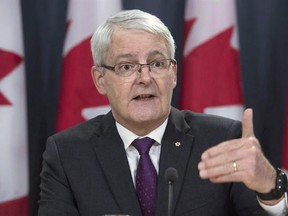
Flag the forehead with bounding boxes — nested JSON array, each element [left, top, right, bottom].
[[107, 28, 169, 60]]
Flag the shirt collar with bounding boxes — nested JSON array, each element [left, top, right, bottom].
[[116, 119, 168, 150]]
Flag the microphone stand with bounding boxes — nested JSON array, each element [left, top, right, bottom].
[[165, 167, 178, 216], [167, 180, 174, 216]]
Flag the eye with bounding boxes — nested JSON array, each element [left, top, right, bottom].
[[118, 63, 136, 72], [150, 60, 165, 68]]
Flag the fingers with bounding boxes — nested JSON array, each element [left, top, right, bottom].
[[199, 108, 258, 182], [198, 108, 276, 193], [198, 144, 248, 180], [198, 160, 239, 180], [201, 139, 243, 160], [242, 108, 254, 138], [198, 150, 256, 181]]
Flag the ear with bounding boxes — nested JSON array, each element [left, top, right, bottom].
[[172, 62, 177, 88], [91, 65, 107, 95]]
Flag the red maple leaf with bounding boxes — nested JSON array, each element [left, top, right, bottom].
[[0, 49, 23, 105], [180, 18, 243, 112]]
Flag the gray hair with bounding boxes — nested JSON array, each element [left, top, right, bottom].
[[90, 9, 176, 65]]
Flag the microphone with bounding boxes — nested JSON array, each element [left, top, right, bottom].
[[165, 167, 178, 216]]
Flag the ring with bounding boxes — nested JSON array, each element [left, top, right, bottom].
[[232, 162, 237, 172]]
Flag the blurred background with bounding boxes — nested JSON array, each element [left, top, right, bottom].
[[0, 0, 287, 215]]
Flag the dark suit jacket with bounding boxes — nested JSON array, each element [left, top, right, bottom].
[[38, 107, 266, 216]]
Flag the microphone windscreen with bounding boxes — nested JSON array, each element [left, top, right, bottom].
[[164, 167, 178, 183]]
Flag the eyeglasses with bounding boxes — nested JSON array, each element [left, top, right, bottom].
[[100, 59, 176, 77]]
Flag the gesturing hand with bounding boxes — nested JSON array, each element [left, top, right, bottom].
[[198, 108, 276, 194]]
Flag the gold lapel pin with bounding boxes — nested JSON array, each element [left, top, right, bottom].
[[175, 142, 181, 147]]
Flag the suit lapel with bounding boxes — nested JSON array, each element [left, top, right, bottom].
[[90, 113, 142, 216], [90, 109, 195, 216], [156, 108, 195, 216]]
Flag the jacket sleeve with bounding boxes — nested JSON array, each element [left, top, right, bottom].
[[38, 136, 80, 216]]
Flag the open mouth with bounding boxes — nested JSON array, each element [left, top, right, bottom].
[[133, 94, 155, 100]]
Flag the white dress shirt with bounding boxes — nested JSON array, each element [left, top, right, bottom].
[[116, 119, 167, 186], [115, 120, 287, 215]]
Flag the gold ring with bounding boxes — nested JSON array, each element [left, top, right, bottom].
[[232, 162, 237, 172]]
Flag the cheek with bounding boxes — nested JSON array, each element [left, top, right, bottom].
[[106, 85, 120, 100], [162, 75, 177, 101], [105, 79, 131, 101]]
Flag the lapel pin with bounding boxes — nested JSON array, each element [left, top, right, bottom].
[[175, 142, 181, 147]]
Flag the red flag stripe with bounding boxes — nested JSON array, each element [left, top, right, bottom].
[[0, 196, 28, 216]]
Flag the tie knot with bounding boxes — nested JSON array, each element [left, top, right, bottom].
[[132, 137, 155, 155]]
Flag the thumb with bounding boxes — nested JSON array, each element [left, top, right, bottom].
[[242, 108, 255, 138]]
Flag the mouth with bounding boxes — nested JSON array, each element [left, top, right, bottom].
[[133, 94, 155, 100]]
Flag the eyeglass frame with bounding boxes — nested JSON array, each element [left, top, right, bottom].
[[99, 58, 177, 77]]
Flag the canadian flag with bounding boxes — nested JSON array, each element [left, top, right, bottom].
[[180, 0, 244, 120], [0, 0, 29, 215], [56, 0, 122, 132]]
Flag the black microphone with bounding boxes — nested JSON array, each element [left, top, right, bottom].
[[165, 167, 178, 216]]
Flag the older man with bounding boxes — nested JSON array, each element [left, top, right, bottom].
[[38, 9, 287, 216]]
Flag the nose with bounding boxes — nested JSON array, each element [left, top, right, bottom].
[[137, 64, 152, 82]]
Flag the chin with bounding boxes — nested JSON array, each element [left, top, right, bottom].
[[132, 111, 165, 123]]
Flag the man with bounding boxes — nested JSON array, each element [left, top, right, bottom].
[[38, 9, 287, 216]]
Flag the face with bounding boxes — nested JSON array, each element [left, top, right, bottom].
[[91, 28, 177, 135]]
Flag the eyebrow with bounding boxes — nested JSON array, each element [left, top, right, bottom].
[[148, 50, 167, 58], [114, 53, 136, 61], [114, 50, 167, 62]]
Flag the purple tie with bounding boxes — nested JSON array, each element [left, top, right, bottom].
[[132, 137, 157, 216]]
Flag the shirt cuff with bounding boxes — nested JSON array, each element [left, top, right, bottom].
[[258, 193, 288, 215]]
